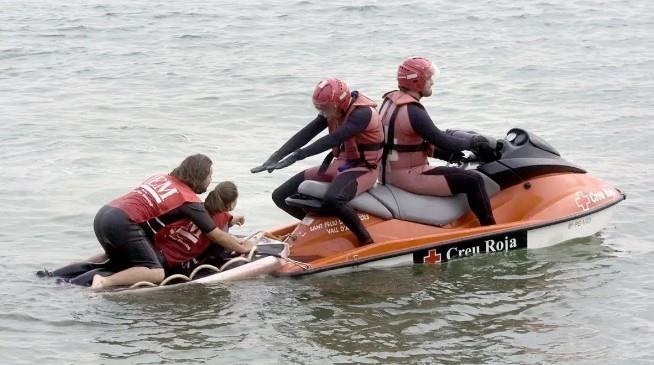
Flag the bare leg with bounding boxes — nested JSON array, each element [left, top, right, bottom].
[[91, 266, 164, 289], [86, 253, 109, 263]]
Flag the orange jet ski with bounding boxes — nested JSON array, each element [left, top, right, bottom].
[[267, 128, 626, 277]]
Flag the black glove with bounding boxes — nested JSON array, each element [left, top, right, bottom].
[[470, 135, 498, 162], [433, 149, 465, 164], [251, 152, 282, 173], [448, 151, 465, 164], [470, 135, 490, 151], [270, 150, 305, 171]]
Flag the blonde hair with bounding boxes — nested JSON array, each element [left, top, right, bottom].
[[204, 181, 238, 214]]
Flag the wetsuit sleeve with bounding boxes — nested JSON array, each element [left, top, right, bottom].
[[297, 107, 372, 158], [273, 115, 328, 158], [407, 103, 471, 152], [178, 203, 217, 234]]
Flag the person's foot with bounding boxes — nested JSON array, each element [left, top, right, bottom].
[[35, 269, 53, 278], [360, 236, 374, 245], [90, 274, 107, 289], [479, 215, 496, 226]]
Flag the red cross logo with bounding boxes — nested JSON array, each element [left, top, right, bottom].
[[423, 249, 441, 264], [575, 191, 591, 211]]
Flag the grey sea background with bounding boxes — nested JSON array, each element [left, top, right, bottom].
[[1, 0, 653, 364]]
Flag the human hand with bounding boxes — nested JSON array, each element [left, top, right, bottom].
[[433, 148, 465, 164], [470, 135, 492, 152], [231, 215, 245, 226], [448, 151, 465, 164], [239, 238, 257, 254], [470, 135, 499, 162], [251, 163, 274, 174], [270, 150, 303, 171], [250, 153, 282, 173]]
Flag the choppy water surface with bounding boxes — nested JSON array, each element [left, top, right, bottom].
[[1, 0, 653, 364]]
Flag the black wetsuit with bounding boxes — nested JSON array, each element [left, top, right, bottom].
[[271, 107, 378, 244], [404, 104, 495, 226], [94, 203, 217, 270], [271, 108, 372, 160], [49, 203, 218, 286]]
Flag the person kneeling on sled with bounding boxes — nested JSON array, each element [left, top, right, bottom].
[[91, 155, 254, 289]]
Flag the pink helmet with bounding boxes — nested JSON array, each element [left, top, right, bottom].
[[312, 78, 352, 112], [397, 57, 439, 93]]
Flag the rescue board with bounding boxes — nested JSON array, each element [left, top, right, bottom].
[[102, 233, 291, 294]]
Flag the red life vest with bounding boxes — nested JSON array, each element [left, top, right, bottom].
[[154, 212, 232, 267], [379, 90, 436, 183], [108, 174, 202, 223], [326, 92, 384, 168]]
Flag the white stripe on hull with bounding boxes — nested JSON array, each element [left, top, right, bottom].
[[527, 204, 616, 249]]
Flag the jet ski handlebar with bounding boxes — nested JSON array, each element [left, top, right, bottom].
[[445, 129, 498, 150], [445, 129, 504, 163]]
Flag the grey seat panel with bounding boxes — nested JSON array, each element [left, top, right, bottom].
[[297, 181, 393, 219], [296, 170, 500, 226], [371, 186, 469, 226], [350, 192, 394, 219]]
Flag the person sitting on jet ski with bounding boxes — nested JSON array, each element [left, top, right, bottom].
[[89, 154, 254, 289], [153, 181, 245, 276], [251, 79, 384, 245], [379, 57, 496, 226]]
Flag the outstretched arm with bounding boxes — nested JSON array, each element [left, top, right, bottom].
[[296, 107, 372, 159], [178, 204, 252, 254], [272, 115, 328, 159], [251, 115, 328, 173], [205, 228, 252, 254]]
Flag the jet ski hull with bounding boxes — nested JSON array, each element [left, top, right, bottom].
[[272, 173, 625, 277]]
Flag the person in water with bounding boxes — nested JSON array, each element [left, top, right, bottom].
[[91, 154, 254, 289], [251, 78, 384, 245], [379, 57, 496, 226], [153, 181, 245, 276]]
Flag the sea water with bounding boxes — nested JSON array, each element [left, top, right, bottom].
[[1, 1, 653, 363]]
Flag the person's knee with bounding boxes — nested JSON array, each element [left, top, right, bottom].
[[322, 192, 344, 209], [449, 172, 483, 194], [271, 186, 286, 208], [470, 172, 484, 187], [272, 173, 305, 208], [148, 267, 165, 283]]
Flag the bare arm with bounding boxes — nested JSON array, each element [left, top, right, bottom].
[[205, 228, 252, 254]]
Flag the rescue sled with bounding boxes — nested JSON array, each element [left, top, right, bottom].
[[39, 233, 293, 293], [268, 128, 626, 277]]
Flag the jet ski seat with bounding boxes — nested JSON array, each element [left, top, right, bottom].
[[296, 170, 501, 227]]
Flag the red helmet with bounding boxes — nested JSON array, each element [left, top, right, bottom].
[[312, 78, 352, 112], [397, 57, 439, 93]]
